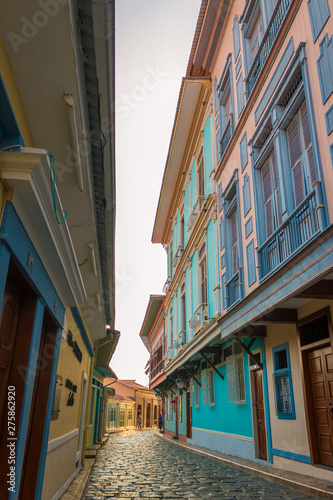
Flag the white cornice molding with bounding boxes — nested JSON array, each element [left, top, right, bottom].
[[0, 148, 87, 306]]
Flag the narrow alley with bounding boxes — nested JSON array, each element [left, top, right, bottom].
[[82, 431, 318, 499]]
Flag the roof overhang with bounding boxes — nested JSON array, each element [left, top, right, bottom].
[[152, 77, 211, 244], [94, 330, 120, 374], [139, 295, 165, 350]]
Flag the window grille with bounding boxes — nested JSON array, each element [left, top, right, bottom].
[[224, 341, 245, 403], [299, 315, 329, 347], [272, 343, 295, 419]]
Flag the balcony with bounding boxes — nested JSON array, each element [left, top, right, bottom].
[[162, 277, 171, 294], [150, 359, 164, 381], [174, 330, 186, 354], [246, 0, 294, 96], [172, 245, 184, 268], [225, 271, 242, 310], [187, 196, 205, 229], [258, 190, 320, 280], [189, 303, 208, 336]]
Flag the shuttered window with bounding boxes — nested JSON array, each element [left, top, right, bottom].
[[287, 101, 316, 208], [250, 13, 263, 63], [230, 211, 238, 275], [201, 369, 208, 405], [261, 150, 281, 238]]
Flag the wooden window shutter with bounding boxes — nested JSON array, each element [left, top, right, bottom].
[[202, 370, 208, 405], [307, 146, 317, 186], [300, 103, 311, 149], [262, 159, 272, 202], [293, 161, 305, 206], [287, 116, 302, 167], [265, 199, 274, 237], [271, 151, 282, 226]]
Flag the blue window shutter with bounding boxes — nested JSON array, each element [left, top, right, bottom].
[[245, 216, 253, 239], [307, 0, 330, 42], [219, 217, 224, 250], [236, 72, 244, 117], [240, 132, 248, 172], [246, 239, 256, 286], [218, 183, 223, 212], [221, 272, 227, 310], [243, 174, 251, 216], [317, 35, 333, 104], [233, 15, 240, 61]]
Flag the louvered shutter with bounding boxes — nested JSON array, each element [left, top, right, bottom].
[[300, 103, 311, 148], [231, 212, 238, 275], [307, 146, 317, 186], [271, 151, 282, 227], [218, 183, 223, 212], [262, 159, 274, 237], [293, 162, 305, 206], [287, 116, 302, 167]]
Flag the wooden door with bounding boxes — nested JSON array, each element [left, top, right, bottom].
[[186, 391, 192, 439], [175, 396, 179, 436], [308, 346, 333, 467], [0, 280, 21, 434], [254, 370, 267, 460]]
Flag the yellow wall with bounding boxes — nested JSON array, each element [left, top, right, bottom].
[[85, 371, 104, 446], [48, 308, 91, 440], [0, 38, 33, 148], [265, 323, 310, 457]]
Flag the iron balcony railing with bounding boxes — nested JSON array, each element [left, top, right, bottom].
[[258, 190, 319, 279], [225, 271, 241, 310], [246, 0, 294, 95], [189, 303, 208, 336], [174, 330, 186, 353]]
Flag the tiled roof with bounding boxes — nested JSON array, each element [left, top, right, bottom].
[[118, 379, 149, 390], [109, 394, 135, 402], [186, 0, 209, 77]]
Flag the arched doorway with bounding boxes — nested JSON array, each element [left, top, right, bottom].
[[153, 405, 157, 426], [146, 403, 151, 427], [137, 404, 142, 428]]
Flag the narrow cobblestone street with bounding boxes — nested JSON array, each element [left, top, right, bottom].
[[82, 431, 319, 499]]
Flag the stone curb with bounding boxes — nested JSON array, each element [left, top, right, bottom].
[[154, 432, 333, 499]]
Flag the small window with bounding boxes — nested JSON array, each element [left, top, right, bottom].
[[208, 370, 215, 405], [272, 343, 295, 419], [223, 341, 245, 403], [299, 314, 329, 347]]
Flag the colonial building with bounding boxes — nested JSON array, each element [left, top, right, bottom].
[[0, 1, 117, 499], [104, 379, 161, 429], [149, 0, 333, 481]]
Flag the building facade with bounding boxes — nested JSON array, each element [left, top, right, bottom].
[[149, 0, 333, 481], [0, 1, 117, 499]]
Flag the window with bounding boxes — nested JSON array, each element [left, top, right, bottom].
[[208, 370, 215, 405], [109, 406, 116, 428], [223, 341, 246, 403], [230, 210, 238, 276], [197, 148, 205, 199], [287, 102, 317, 206], [242, 173, 251, 217], [128, 407, 133, 426], [272, 343, 295, 419], [198, 243, 207, 306], [216, 55, 234, 160], [181, 282, 186, 334], [249, 12, 263, 64], [261, 150, 281, 238], [169, 309, 173, 349], [194, 380, 199, 407], [119, 407, 125, 427]]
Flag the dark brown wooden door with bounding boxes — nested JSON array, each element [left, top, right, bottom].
[[186, 391, 192, 439], [254, 370, 267, 460], [308, 346, 333, 467], [0, 280, 21, 435]]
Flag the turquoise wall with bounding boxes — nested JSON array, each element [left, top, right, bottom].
[[184, 183, 190, 247], [206, 220, 216, 320], [191, 338, 265, 437], [191, 250, 199, 313], [185, 266, 192, 342], [172, 295, 177, 357], [203, 116, 212, 197], [177, 284, 181, 336]]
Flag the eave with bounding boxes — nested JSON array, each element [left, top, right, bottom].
[[139, 295, 165, 350], [152, 77, 211, 244]]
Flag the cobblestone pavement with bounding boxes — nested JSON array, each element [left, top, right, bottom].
[[82, 430, 318, 499]]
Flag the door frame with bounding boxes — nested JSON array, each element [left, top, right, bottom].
[[298, 306, 333, 465], [249, 348, 268, 460]]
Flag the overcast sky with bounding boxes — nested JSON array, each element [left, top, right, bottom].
[[112, 0, 202, 385]]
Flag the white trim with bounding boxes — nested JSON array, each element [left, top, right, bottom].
[[192, 427, 253, 442], [49, 465, 81, 500], [47, 428, 79, 454]]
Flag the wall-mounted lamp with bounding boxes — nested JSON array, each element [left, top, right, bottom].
[[88, 242, 98, 277]]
